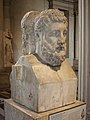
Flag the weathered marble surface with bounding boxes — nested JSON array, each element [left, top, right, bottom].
[[10, 9, 77, 112], [11, 55, 77, 112], [21, 11, 40, 55], [21, 9, 68, 67], [4, 99, 86, 120]]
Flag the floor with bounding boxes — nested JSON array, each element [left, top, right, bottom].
[[0, 114, 4, 120]]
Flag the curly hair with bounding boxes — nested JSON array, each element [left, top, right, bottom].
[[21, 11, 40, 54], [34, 9, 68, 41]]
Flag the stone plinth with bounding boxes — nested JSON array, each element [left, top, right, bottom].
[[4, 99, 86, 120]]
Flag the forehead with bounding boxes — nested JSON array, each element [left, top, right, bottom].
[[49, 22, 67, 30]]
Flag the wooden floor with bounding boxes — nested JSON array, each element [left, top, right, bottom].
[[0, 114, 4, 120]]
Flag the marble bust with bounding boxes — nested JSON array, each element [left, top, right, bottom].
[[11, 9, 77, 112]]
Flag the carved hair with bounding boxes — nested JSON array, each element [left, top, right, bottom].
[[21, 9, 67, 55], [34, 9, 68, 41], [21, 11, 40, 55]]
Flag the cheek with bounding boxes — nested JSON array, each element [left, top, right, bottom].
[[47, 37, 58, 46]]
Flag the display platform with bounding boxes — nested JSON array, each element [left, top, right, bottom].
[[4, 99, 86, 120]]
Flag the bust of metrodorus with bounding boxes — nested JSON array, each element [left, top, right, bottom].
[[11, 10, 77, 113], [21, 9, 68, 67]]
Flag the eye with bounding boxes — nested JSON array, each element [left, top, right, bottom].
[[63, 30, 67, 37], [55, 30, 61, 37], [48, 31, 55, 37], [48, 30, 61, 37]]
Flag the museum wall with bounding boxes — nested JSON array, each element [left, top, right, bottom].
[[0, 0, 3, 69], [10, 0, 48, 62]]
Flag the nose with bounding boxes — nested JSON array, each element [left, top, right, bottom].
[[57, 40, 60, 44], [60, 31, 66, 43], [57, 39, 64, 46]]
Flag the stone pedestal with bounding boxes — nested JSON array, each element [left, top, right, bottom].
[[4, 99, 86, 120]]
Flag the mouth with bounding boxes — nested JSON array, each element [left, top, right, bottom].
[[55, 46, 66, 58], [55, 46, 65, 53]]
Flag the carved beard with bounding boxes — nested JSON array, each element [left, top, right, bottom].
[[35, 33, 66, 67], [40, 44, 65, 67]]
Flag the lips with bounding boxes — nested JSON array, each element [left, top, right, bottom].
[[55, 46, 64, 53]]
